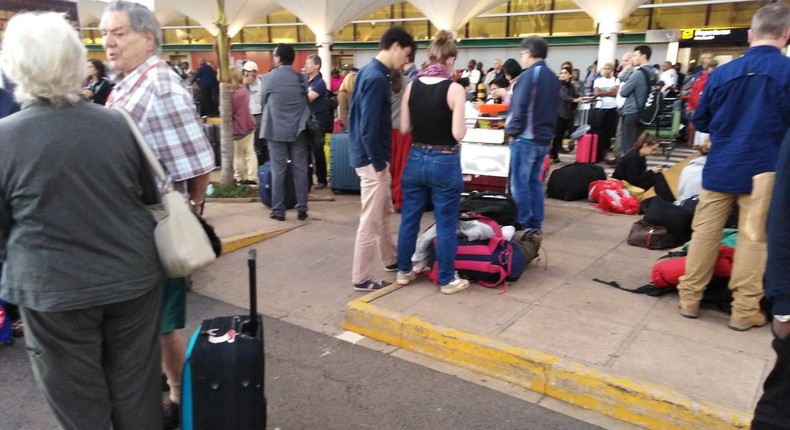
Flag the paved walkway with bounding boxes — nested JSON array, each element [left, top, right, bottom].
[[200, 179, 772, 429]]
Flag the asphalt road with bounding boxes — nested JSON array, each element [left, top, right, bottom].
[[0, 293, 602, 430]]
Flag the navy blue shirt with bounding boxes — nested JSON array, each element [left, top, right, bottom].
[[307, 73, 328, 125], [349, 58, 391, 171], [192, 64, 218, 91], [694, 45, 790, 194], [506, 60, 558, 143]]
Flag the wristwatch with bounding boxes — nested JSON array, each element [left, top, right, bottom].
[[775, 315, 790, 323]]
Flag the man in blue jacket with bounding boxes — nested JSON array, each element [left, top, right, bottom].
[[348, 27, 414, 291], [505, 36, 558, 237], [677, 2, 790, 332]]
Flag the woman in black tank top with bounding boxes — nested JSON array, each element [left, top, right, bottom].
[[394, 30, 471, 295]]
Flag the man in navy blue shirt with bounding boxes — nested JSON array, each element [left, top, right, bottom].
[[505, 36, 558, 238], [304, 54, 329, 188], [348, 26, 414, 292], [191, 58, 218, 116], [677, 3, 790, 333]]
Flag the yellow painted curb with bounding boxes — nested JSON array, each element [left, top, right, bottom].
[[220, 226, 299, 254], [343, 288, 752, 429]]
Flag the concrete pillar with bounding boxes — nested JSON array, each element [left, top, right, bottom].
[[666, 42, 679, 64], [317, 34, 334, 81], [596, 21, 621, 70]]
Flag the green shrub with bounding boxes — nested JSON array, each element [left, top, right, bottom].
[[206, 182, 259, 198]]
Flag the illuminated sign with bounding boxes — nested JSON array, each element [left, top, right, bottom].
[[680, 27, 748, 43]]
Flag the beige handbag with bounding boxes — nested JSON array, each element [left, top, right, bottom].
[[743, 172, 776, 243], [115, 108, 217, 277]]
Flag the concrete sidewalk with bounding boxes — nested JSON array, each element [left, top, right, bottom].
[[202, 184, 772, 429]]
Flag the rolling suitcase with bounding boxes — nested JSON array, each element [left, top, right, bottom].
[[258, 161, 297, 209], [182, 249, 266, 430], [575, 133, 598, 163], [329, 133, 361, 193]]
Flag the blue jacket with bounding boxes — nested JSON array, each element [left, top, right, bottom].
[[766, 128, 790, 314], [349, 59, 391, 171], [192, 64, 218, 91], [505, 60, 558, 143], [694, 45, 790, 194]]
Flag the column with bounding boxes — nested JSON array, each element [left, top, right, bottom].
[[597, 21, 621, 69], [317, 34, 333, 80]]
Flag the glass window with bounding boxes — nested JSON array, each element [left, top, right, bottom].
[[333, 24, 355, 42], [270, 25, 298, 44], [393, 2, 424, 18], [298, 24, 315, 43], [355, 22, 389, 42], [510, 14, 550, 37], [708, 2, 760, 28], [467, 17, 507, 38], [622, 8, 650, 33], [189, 27, 213, 44], [509, 0, 553, 13], [241, 26, 270, 43], [553, 11, 594, 35], [358, 5, 393, 21], [652, 4, 707, 30], [402, 20, 431, 41]]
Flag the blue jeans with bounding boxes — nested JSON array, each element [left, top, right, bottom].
[[397, 148, 463, 285], [509, 138, 550, 230]]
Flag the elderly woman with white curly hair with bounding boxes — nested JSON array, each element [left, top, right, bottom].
[[0, 12, 163, 430]]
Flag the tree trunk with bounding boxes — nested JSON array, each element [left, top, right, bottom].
[[215, 0, 234, 187], [218, 82, 234, 186]]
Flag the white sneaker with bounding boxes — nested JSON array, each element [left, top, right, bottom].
[[397, 270, 418, 285], [440, 276, 470, 295]]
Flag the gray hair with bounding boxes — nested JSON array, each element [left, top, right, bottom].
[[752, 2, 790, 41], [1, 12, 86, 107], [105, 0, 162, 54]]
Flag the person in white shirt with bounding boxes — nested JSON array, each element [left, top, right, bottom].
[[592, 63, 619, 162], [659, 61, 678, 93], [460, 59, 481, 93]]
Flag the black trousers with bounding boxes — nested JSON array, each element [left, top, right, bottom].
[[308, 132, 327, 185], [592, 108, 618, 162], [753, 331, 790, 429], [552, 116, 573, 160]]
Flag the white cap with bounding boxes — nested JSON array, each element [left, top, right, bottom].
[[242, 61, 258, 72]]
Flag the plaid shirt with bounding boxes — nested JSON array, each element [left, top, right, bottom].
[[107, 55, 214, 194]]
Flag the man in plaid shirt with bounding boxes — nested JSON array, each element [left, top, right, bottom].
[[101, 1, 214, 428]]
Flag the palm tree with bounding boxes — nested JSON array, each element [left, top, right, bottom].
[[215, 0, 234, 187]]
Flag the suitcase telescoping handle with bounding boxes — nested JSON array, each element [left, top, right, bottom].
[[247, 249, 258, 335]]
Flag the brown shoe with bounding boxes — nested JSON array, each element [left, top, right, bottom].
[[728, 312, 767, 331], [678, 301, 699, 319]]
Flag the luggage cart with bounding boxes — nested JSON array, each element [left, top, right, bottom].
[[459, 128, 509, 193]]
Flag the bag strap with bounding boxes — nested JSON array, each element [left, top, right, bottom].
[[113, 107, 172, 192]]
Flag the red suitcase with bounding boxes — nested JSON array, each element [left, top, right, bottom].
[[575, 133, 598, 163]]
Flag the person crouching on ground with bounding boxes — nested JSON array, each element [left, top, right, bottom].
[[0, 11, 163, 429], [395, 30, 470, 295], [612, 133, 675, 201]]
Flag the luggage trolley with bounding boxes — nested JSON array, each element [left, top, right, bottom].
[[459, 127, 510, 193]]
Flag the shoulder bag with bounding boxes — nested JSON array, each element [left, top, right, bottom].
[[115, 107, 220, 277], [298, 73, 324, 143]]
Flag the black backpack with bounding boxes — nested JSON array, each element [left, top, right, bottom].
[[546, 163, 606, 201], [459, 191, 518, 227], [638, 68, 662, 126]]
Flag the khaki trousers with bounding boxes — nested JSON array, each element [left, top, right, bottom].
[[233, 133, 258, 182], [351, 163, 397, 285], [678, 188, 766, 318]]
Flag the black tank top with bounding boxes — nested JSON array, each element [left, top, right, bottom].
[[409, 79, 457, 147]]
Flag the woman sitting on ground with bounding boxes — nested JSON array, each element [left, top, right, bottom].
[[612, 133, 675, 201]]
